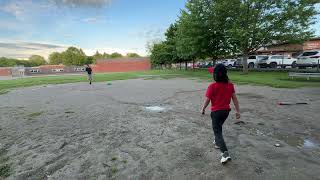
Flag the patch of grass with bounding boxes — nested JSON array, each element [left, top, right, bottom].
[[65, 111, 75, 114], [0, 70, 319, 90], [0, 148, 11, 178], [27, 111, 43, 118], [0, 164, 10, 177], [122, 160, 127, 164], [111, 165, 118, 174], [0, 90, 9, 95], [111, 156, 118, 161]]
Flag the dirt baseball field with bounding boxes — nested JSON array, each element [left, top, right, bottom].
[[0, 78, 319, 180]]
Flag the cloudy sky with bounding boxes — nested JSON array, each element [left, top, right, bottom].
[[0, 0, 186, 59], [0, 0, 319, 60]]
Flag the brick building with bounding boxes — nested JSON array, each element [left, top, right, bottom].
[[257, 37, 320, 57], [0, 67, 11, 76]]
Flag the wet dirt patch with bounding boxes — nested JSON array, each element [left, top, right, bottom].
[[273, 133, 318, 149]]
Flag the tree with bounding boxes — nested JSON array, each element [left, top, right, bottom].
[[49, 52, 62, 65], [61, 47, 87, 65], [164, 23, 181, 67], [29, 55, 46, 66], [102, 52, 110, 59], [126, 53, 141, 58], [149, 42, 172, 68], [84, 56, 94, 65], [110, 52, 123, 58], [221, 0, 318, 73], [176, 0, 214, 61]]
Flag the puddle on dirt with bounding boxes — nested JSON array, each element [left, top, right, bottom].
[[145, 106, 166, 112], [303, 139, 316, 148], [273, 134, 317, 149]]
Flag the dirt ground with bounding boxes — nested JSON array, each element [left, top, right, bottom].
[[0, 78, 319, 180]]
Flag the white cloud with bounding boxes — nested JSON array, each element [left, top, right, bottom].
[[1, 0, 30, 20], [52, 0, 112, 7], [0, 41, 67, 60], [130, 26, 166, 40], [0, 41, 146, 60], [82, 17, 98, 23]]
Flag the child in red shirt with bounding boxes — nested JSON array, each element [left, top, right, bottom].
[[201, 64, 240, 164]]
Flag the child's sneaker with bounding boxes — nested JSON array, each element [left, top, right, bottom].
[[213, 140, 220, 149], [220, 151, 231, 164]]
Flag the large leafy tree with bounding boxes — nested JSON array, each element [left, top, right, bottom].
[[149, 42, 171, 68], [164, 23, 181, 66], [223, 0, 318, 73], [49, 52, 62, 65], [61, 47, 87, 66], [176, 0, 208, 61], [29, 55, 46, 66]]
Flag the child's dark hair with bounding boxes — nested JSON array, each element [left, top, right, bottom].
[[214, 64, 229, 83]]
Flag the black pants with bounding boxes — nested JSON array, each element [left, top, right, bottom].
[[211, 110, 230, 153]]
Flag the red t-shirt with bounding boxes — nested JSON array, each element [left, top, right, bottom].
[[208, 67, 214, 74], [205, 82, 235, 112]]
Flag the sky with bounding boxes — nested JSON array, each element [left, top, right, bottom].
[[0, 0, 186, 59], [0, 0, 319, 60]]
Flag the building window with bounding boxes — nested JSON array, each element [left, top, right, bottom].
[[52, 69, 64, 72], [74, 67, 85, 72], [30, 69, 40, 73]]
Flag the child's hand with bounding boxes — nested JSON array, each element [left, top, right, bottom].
[[236, 112, 241, 119], [201, 108, 205, 115]]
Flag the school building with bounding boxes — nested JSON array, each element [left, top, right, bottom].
[[257, 37, 320, 57]]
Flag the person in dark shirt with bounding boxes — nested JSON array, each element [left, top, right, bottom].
[[85, 64, 93, 85]]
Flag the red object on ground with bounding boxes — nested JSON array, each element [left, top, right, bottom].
[[205, 82, 235, 111], [208, 67, 214, 74]]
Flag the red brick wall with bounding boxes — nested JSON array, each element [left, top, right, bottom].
[[304, 39, 320, 50], [0, 68, 11, 76], [93, 58, 151, 73]]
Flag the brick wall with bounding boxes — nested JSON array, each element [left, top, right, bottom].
[[93, 58, 151, 73], [0, 68, 11, 76], [304, 39, 320, 50]]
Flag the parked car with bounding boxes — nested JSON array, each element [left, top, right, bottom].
[[247, 55, 268, 68], [234, 55, 268, 68], [220, 59, 237, 68], [297, 50, 320, 69], [258, 55, 297, 68]]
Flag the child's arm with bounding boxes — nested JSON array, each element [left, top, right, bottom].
[[201, 98, 210, 114], [232, 93, 241, 119]]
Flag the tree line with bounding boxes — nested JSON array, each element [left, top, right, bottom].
[[49, 47, 141, 65], [0, 46, 142, 67], [0, 55, 46, 67], [149, 0, 318, 73]]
